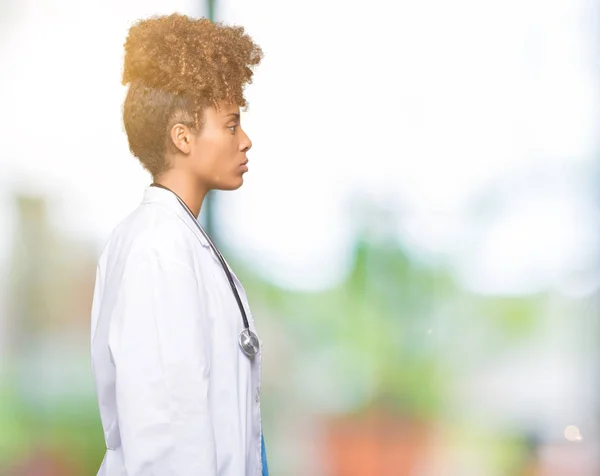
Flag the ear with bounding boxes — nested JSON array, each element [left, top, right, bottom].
[[170, 124, 193, 154]]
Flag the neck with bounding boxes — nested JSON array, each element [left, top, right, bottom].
[[153, 170, 208, 218]]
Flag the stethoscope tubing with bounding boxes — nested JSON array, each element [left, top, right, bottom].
[[149, 183, 251, 331]]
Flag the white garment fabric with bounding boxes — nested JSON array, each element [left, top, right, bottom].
[[90, 186, 263, 476]]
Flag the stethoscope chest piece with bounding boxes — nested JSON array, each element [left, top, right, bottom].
[[239, 329, 260, 357]]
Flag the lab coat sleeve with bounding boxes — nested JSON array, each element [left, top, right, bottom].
[[108, 249, 216, 476]]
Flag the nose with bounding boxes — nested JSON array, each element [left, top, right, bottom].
[[240, 130, 252, 153]]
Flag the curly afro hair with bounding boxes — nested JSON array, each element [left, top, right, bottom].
[[121, 14, 263, 177]]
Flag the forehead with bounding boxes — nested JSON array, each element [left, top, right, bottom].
[[216, 101, 240, 117], [201, 101, 240, 125]]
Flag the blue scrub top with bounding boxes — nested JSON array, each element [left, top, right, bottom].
[[261, 433, 269, 476]]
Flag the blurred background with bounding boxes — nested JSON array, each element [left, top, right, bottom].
[[1, 0, 599, 474]]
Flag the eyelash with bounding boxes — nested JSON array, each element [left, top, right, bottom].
[[228, 125, 238, 133]]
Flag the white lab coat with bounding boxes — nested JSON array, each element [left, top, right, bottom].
[[90, 186, 264, 476]]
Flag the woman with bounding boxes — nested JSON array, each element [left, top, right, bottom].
[[90, 14, 267, 475]]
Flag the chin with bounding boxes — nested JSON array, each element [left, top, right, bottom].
[[219, 177, 244, 191]]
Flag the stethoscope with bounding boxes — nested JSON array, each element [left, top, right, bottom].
[[150, 183, 260, 358]]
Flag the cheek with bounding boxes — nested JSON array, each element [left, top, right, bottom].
[[193, 137, 220, 168], [210, 136, 238, 167], [192, 132, 237, 178]]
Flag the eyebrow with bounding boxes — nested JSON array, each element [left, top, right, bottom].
[[224, 113, 240, 120]]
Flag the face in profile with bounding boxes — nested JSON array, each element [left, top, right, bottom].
[[186, 101, 253, 191]]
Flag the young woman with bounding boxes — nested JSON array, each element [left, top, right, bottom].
[[90, 14, 268, 475]]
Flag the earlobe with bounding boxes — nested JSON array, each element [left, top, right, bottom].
[[179, 136, 191, 154]]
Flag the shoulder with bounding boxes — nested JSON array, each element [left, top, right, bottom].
[[107, 203, 198, 268]]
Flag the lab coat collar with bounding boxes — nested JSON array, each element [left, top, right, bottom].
[[141, 185, 211, 247]]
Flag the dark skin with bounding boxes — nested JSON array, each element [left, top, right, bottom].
[[155, 101, 252, 217]]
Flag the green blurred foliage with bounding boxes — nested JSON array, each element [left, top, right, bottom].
[[0, 201, 550, 473]]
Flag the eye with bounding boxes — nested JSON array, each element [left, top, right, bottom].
[[228, 125, 238, 133]]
